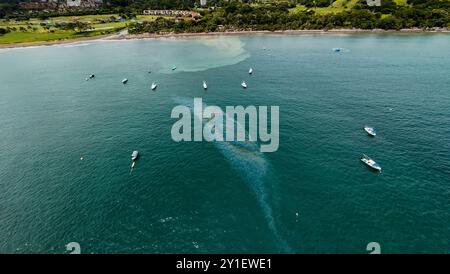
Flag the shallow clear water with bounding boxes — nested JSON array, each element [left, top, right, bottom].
[[0, 34, 449, 253]]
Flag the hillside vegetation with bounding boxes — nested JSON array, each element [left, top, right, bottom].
[[129, 0, 450, 34], [1, 0, 449, 45]]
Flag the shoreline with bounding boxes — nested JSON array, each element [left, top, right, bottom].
[[108, 28, 450, 40], [1, 28, 449, 49]]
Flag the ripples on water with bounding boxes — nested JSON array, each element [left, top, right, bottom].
[[172, 96, 292, 252], [0, 34, 449, 253]]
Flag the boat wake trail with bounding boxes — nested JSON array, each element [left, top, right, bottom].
[[171, 97, 292, 253]]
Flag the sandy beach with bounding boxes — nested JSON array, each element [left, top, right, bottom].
[[1, 28, 449, 49]]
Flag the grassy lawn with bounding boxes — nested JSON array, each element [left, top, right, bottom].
[[288, 4, 307, 14], [136, 15, 160, 21], [289, 0, 412, 16], [289, 5, 346, 16], [313, 7, 345, 15], [0, 22, 115, 45], [331, 0, 360, 9], [50, 14, 121, 22], [0, 14, 162, 46], [289, 0, 361, 15], [393, 0, 408, 5], [0, 30, 75, 44]]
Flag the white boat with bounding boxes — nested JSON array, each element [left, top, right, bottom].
[[248, 68, 253, 74], [364, 126, 376, 137], [122, 78, 128, 84], [361, 154, 381, 171], [172, 66, 177, 71], [131, 151, 139, 161], [241, 81, 247, 89], [203, 81, 208, 90], [151, 82, 158, 90]]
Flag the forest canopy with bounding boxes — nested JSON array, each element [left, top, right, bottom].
[[1, 0, 449, 31]]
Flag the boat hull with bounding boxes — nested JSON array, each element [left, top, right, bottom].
[[361, 158, 381, 171], [131, 151, 139, 161], [364, 127, 376, 137]]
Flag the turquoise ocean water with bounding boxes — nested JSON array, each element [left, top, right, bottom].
[[0, 34, 449, 253]]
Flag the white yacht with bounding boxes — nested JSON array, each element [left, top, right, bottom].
[[151, 82, 158, 90], [122, 78, 128, 84], [364, 126, 376, 137], [131, 151, 139, 161], [361, 154, 381, 172], [248, 68, 253, 74], [241, 81, 247, 89], [203, 81, 208, 90]]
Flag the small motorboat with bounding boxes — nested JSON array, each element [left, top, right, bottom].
[[131, 151, 139, 161], [89, 74, 95, 79], [333, 48, 344, 52], [361, 154, 381, 172], [172, 66, 177, 71], [203, 81, 208, 90], [364, 126, 376, 137], [241, 81, 247, 89], [248, 68, 253, 74], [151, 82, 158, 90], [122, 78, 128, 84]]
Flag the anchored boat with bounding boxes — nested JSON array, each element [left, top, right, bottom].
[[130, 151, 139, 174], [248, 68, 253, 74], [364, 126, 376, 137], [131, 150, 139, 162], [241, 81, 247, 89], [132, 151, 139, 161], [203, 81, 208, 90], [122, 78, 128, 84], [361, 154, 381, 172]]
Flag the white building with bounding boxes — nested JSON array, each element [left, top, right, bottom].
[[67, 0, 82, 7], [366, 0, 381, 6]]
